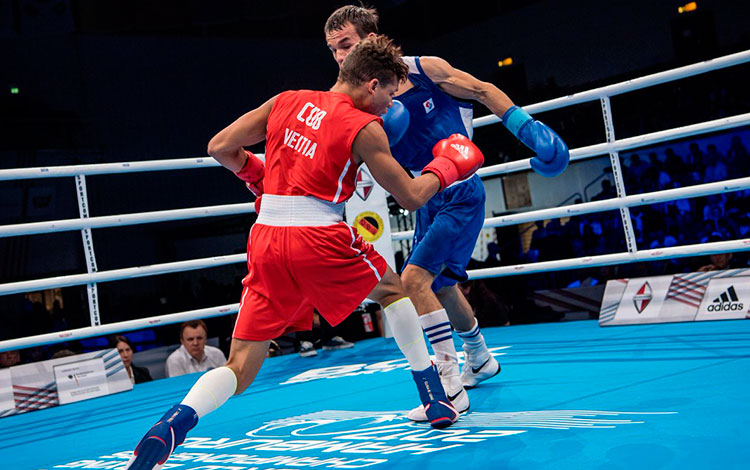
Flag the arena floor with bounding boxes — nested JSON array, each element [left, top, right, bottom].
[[3, 319, 749, 470]]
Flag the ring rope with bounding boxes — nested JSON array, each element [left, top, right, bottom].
[[469, 239, 750, 280], [472, 49, 750, 127], [0, 202, 254, 238], [0, 303, 240, 353], [476, 113, 750, 177], [0, 253, 246, 296], [393, 176, 750, 240]]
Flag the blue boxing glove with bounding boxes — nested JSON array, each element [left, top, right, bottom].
[[381, 99, 410, 146], [502, 105, 569, 177]]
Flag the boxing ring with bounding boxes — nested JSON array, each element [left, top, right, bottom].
[[1, 50, 750, 469]]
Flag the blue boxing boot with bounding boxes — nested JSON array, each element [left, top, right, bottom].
[[125, 404, 199, 470], [411, 363, 460, 429], [502, 105, 570, 177]]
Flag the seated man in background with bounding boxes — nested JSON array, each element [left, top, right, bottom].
[[697, 233, 736, 272], [698, 252, 734, 272], [165, 320, 226, 377]]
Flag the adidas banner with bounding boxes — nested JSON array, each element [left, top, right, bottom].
[[696, 278, 750, 321], [600, 268, 750, 326]]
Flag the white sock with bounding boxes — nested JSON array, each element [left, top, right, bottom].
[[383, 298, 432, 371], [457, 318, 490, 365], [420, 309, 458, 364], [181, 366, 238, 418]]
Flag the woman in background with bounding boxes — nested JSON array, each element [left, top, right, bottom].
[[114, 335, 153, 384]]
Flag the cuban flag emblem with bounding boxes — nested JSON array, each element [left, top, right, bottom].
[[423, 98, 435, 114]]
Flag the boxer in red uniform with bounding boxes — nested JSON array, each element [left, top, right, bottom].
[[125, 35, 484, 470]]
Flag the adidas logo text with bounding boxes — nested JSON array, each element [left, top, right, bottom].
[[707, 285, 743, 312]]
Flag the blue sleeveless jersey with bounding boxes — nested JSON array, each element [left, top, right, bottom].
[[390, 57, 474, 172], [391, 57, 486, 292]]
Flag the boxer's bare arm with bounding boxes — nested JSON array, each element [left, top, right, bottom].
[[353, 121, 440, 212], [208, 96, 277, 172], [419, 56, 513, 117]]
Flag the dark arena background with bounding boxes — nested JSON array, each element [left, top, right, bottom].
[[1, 1, 749, 469]]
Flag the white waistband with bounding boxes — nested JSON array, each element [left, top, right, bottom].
[[411, 169, 474, 189], [256, 195, 345, 226]]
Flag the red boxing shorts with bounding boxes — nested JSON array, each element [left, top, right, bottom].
[[233, 222, 387, 341]]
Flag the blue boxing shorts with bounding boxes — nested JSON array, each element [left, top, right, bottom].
[[404, 173, 486, 292]]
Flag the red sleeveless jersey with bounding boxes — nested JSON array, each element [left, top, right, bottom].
[[264, 90, 381, 203]]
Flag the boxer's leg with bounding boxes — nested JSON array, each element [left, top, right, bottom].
[[368, 268, 459, 429], [125, 339, 268, 470]]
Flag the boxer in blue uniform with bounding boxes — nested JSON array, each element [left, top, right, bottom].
[[324, 5, 570, 422]]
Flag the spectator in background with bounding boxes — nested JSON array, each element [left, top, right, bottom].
[[296, 312, 354, 358], [266, 340, 282, 358], [459, 280, 509, 327], [0, 350, 21, 368], [591, 179, 616, 201], [166, 320, 226, 377], [650, 233, 687, 274], [697, 234, 736, 272], [704, 144, 728, 183], [698, 252, 734, 272], [530, 221, 551, 261], [626, 153, 648, 183], [664, 147, 688, 184], [51, 349, 76, 359], [737, 214, 750, 238], [665, 183, 694, 234], [727, 136, 749, 177], [50, 300, 68, 333], [114, 335, 153, 384], [651, 152, 672, 190], [702, 194, 727, 232], [687, 142, 705, 174]]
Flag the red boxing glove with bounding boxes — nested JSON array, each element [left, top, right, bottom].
[[423, 134, 484, 190], [235, 150, 265, 197]]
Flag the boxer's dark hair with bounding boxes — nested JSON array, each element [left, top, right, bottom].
[[325, 4, 378, 37], [339, 35, 408, 87]]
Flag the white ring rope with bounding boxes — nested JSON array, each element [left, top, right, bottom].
[[476, 113, 750, 177], [0, 157, 222, 181], [392, 176, 750, 241], [0, 50, 749, 352], [0, 304, 239, 353], [0, 202, 254, 238], [0, 254, 246, 296], [469, 239, 750, 280], [473, 49, 750, 128]]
